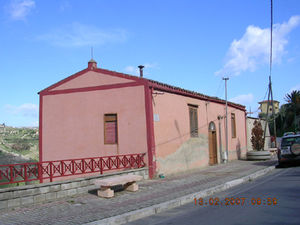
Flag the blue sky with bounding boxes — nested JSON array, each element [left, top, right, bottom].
[[0, 0, 300, 127]]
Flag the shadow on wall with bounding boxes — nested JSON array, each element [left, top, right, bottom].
[[156, 134, 208, 175], [236, 138, 241, 159], [174, 120, 184, 145], [155, 121, 193, 147]]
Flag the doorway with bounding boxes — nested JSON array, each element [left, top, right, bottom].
[[208, 121, 218, 165]]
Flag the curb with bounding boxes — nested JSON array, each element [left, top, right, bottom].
[[84, 165, 276, 225]]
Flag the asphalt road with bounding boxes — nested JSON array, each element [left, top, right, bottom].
[[126, 164, 300, 225]]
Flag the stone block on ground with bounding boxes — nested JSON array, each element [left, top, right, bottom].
[[97, 188, 114, 198], [125, 183, 139, 192]]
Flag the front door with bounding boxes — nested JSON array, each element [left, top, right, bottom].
[[208, 122, 218, 165]]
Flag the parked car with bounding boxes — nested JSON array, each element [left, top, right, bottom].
[[283, 132, 295, 136], [278, 134, 300, 166]]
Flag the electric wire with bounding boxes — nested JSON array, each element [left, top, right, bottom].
[[215, 79, 223, 98]]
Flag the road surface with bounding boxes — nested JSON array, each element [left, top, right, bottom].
[[126, 164, 300, 225]]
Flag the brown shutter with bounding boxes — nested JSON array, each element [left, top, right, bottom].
[[231, 113, 236, 138], [189, 107, 193, 135], [189, 106, 198, 137], [104, 114, 118, 144], [194, 108, 198, 135]]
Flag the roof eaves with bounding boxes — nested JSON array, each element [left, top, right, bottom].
[[38, 68, 89, 95], [146, 79, 245, 110]]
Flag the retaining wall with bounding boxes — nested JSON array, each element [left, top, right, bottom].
[[0, 168, 148, 211]]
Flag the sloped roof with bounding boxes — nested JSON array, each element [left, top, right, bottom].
[[39, 64, 246, 111]]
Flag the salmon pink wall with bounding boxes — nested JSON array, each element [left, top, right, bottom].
[[41, 85, 147, 162], [152, 91, 247, 175], [51, 71, 134, 91]]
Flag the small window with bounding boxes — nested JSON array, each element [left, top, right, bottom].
[[104, 114, 118, 144], [231, 113, 236, 138], [189, 105, 198, 137]]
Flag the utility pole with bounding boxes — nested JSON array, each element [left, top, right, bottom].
[[223, 77, 229, 163], [263, 0, 277, 148]]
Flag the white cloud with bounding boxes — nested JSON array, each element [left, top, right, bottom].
[[7, 0, 35, 21], [290, 84, 300, 92], [124, 66, 139, 75], [144, 63, 158, 69], [230, 93, 254, 106], [4, 103, 38, 118], [124, 63, 158, 75], [216, 15, 300, 76], [59, 1, 71, 12], [37, 23, 128, 47]]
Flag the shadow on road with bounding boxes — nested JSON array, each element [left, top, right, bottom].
[[275, 161, 300, 169]]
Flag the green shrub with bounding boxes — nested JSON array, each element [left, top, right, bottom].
[[11, 143, 30, 151]]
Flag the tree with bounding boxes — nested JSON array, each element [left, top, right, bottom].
[[274, 90, 300, 136], [251, 120, 264, 151], [284, 90, 300, 132], [284, 90, 300, 104]]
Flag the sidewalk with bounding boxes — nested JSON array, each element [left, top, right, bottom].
[[0, 159, 277, 225]]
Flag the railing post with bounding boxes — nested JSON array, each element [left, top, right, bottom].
[[49, 162, 53, 182], [130, 155, 133, 168], [81, 159, 85, 173], [142, 153, 146, 166], [137, 155, 140, 168], [91, 159, 94, 172], [10, 165, 14, 183], [24, 165, 28, 183], [38, 162, 43, 183], [61, 161, 64, 176], [100, 158, 103, 174], [116, 156, 119, 169], [108, 157, 111, 170], [71, 160, 75, 174]]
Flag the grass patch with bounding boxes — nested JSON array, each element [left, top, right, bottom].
[[0, 126, 39, 162]]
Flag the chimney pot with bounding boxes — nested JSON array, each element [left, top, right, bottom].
[[138, 65, 144, 78]]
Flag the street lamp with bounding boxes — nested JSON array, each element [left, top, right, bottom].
[[223, 77, 229, 163]]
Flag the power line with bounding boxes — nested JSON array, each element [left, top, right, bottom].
[[215, 78, 223, 97]]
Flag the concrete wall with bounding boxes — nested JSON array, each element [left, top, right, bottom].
[[152, 91, 247, 175], [0, 168, 148, 211], [42, 85, 147, 162]]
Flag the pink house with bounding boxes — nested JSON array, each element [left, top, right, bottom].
[[39, 59, 247, 179]]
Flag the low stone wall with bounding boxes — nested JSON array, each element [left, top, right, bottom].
[[0, 168, 148, 211]]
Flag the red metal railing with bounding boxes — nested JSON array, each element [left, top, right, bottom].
[[0, 153, 146, 185]]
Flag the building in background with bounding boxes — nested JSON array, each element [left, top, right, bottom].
[[39, 59, 248, 178], [258, 100, 280, 116]]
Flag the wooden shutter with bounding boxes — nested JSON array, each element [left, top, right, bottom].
[[189, 105, 198, 137], [104, 114, 118, 144], [231, 113, 236, 138]]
